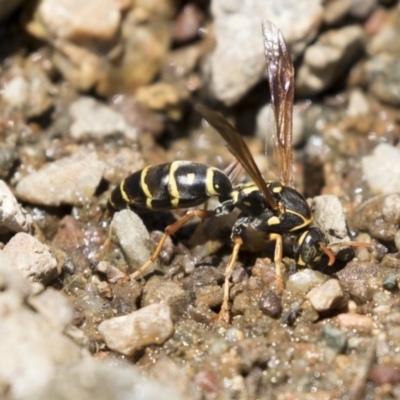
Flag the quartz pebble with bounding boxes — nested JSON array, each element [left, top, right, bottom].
[[307, 279, 347, 313], [98, 303, 174, 356], [0, 180, 33, 234], [2, 233, 60, 284], [69, 97, 137, 141], [110, 209, 161, 273], [15, 151, 105, 207]]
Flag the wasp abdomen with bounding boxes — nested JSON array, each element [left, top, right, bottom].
[[109, 161, 232, 212]]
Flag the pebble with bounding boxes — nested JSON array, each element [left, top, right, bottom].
[[15, 151, 105, 207], [98, 303, 174, 356], [310, 195, 350, 241], [382, 274, 397, 291], [28, 287, 74, 330], [142, 277, 191, 320], [2, 233, 60, 284], [307, 279, 347, 313], [95, 261, 126, 283], [362, 144, 400, 195], [110, 209, 161, 273], [286, 269, 328, 294], [25, 358, 186, 400], [321, 323, 347, 353], [336, 312, 374, 329], [369, 364, 400, 386], [207, 0, 323, 105], [365, 53, 400, 106], [258, 290, 282, 318], [0, 180, 33, 234], [296, 25, 364, 96], [0, 254, 81, 399], [1, 75, 29, 107], [69, 97, 137, 141], [38, 0, 120, 42]]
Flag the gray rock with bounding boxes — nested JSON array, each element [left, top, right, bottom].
[[98, 303, 174, 356], [69, 97, 137, 141], [22, 358, 186, 400], [2, 233, 60, 284], [15, 151, 105, 206], [307, 279, 347, 313], [141, 277, 191, 320], [110, 209, 161, 273], [310, 195, 352, 246], [321, 323, 347, 353], [286, 269, 328, 293], [28, 287, 74, 330], [0, 180, 33, 234], [0, 253, 81, 399], [362, 143, 400, 195], [296, 25, 364, 96], [0, 143, 17, 179], [206, 0, 323, 105]]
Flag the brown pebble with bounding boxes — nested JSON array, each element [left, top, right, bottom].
[[369, 364, 400, 386], [336, 313, 374, 329], [258, 290, 282, 318]]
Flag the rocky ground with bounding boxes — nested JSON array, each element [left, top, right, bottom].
[[1, 0, 400, 399]]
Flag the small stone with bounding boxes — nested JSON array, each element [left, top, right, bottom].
[[15, 152, 105, 207], [382, 274, 397, 291], [307, 279, 347, 313], [336, 313, 374, 329], [207, 0, 323, 105], [2, 233, 60, 284], [95, 261, 126, 283], [98, 303, 174, 356], [258, 290, 282, 318], [28, 287, 74, 330], [369, 364, 400, 386], [39, 0, 120, 42], [69, 97, 137, 141], [321, 323, 347, 353], [0, 180, 33, 234], [141, 277, 191, 320], [110, 209, 161, 273], [95, 281, 113, 299], [0, 144, 17, 179], [286, 269, 328, 293], [362, 144, 400, 195], [296, 25, 364, 96], [1, 75, 29, 107]]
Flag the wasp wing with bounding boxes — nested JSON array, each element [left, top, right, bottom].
[[262, 21, 294, 187], [195, 103, 278, 211]]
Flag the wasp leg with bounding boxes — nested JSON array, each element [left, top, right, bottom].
[[219, 236, 243, 322], [130, 208, 213, 280], [269, 233, 284, 294]]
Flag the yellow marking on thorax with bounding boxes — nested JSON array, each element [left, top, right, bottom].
[[206, 168, 218, 196], [186, 172, 195, 185], [267, 216, 280, 225], [287, 211, 313, 232], [272, 185, 282, 193], [169, 161, 180, 200], [140, 166, 152, 198]]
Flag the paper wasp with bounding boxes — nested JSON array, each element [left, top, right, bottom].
[[109, 22, 338, 321]]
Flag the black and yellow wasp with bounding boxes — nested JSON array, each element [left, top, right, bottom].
[[109, 21, 336, 321]]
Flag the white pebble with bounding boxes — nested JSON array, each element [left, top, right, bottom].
[[98, 303, 174, 356]]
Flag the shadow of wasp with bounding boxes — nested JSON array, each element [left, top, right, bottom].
[[109, 21, 349, 322]]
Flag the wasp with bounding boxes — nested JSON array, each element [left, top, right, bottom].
[[109, 22, 338, 321]]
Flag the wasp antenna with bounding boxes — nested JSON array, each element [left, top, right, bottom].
[[320, 244, 336, 266]]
